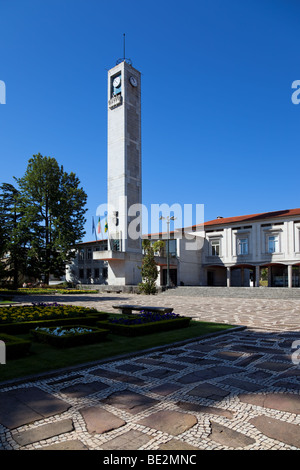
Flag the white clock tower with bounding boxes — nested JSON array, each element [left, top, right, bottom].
[[94, 58, 143, 286]]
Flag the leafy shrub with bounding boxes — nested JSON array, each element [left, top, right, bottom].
[[138, 240, 159, 294]]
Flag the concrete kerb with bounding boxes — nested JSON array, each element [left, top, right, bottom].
[[0, 325, 246, 389]]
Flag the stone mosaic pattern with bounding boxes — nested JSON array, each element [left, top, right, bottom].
[[1, 290, 300, 450], [1, 328, 300, 450]]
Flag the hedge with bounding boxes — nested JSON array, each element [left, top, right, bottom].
[[30, 325, 110, 348], [96, 316, 191, 337], [0, 333, 32, 359]]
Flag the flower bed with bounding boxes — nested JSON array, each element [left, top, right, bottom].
[[109, 311, 181, 325], [0, 333, 32, 359], [19, 288, 99, 295], [0, 303, 99, 324], [0, 288, 99, 295], [31, 325, 109, 348], [0, 315, 109, 335], [96, 311, 191, 337], [0, 304, 108, 334]]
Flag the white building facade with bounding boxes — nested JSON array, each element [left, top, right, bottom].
[[146, 208, 300, 288], [70, 208, 300, 289]]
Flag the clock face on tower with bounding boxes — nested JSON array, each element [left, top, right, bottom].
[[113, 76, 121, 88], [112, 74, 122, 96], [129, 76, 138, 87]]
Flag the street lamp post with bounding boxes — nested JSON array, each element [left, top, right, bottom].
[[160, 215, 176, 288]]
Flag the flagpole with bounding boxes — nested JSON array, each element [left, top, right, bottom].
[[92, 216, 97, 241]]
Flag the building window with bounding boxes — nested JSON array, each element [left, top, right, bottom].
[[268, 234, 279, 253], [94, 268, 99, 278], [168, 239, 177, 257], [86, 268, 92, 279], [79, 269, 84, 279], [211, 239, 221, 256], [78, 249, 84, 261], [238, 238, 248, 255], [111, 239, 120, 251], [87, 248, 92, 260], [102, 267, 108, 279]]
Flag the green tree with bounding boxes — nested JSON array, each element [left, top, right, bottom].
[[139, 239, 164, 295], [0, 183, 28, 287], [16, 154, 88, 284]]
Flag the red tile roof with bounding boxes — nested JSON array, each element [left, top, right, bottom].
[[144, 208, 300, 237], [202, 208, 300, 228]]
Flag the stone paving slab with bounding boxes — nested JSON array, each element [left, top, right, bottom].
[[0, 387, 71, 429], [137, 410, 198, 436], [79, 407, 126, 434], [61, 380, 110, 398], [149, 383, 182, 396], [239, 392, 300, 414], [250, 415, 300, 448], [158, 439, 200, 450], [101, 390, 159, 415], [40, 439, 89, 450], [177, 365, 244, 384], [100, 430, 152, 450], [209, 421, 256, 449], [176, 401, 235, 419], [12, 419, 74, 446], [188, 383, 230, 401]]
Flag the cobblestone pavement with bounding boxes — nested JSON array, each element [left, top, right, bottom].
[[1, 289, 300, 451]]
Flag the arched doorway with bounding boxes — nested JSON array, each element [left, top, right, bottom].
[[230, 264, 256, 287], [260, 263, 300, 287]]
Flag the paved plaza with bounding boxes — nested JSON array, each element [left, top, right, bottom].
[[1, 287, 300, 450]]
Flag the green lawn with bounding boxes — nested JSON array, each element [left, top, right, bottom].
[[0, 320, 235, 383]]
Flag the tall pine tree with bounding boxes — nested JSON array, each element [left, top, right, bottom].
[[15, 154, 88, 284]]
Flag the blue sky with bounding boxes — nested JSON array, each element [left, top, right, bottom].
[[1, 0, 300, 242]]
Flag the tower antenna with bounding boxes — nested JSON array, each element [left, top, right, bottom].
[[116, 33, 132, 66], [123, 33, 126, 61]]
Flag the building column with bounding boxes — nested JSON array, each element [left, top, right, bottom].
[[288, 265, 293, 288], [255, 265, 260, 287], [268, 266, 272, 287], [226, 267, 231, 287], [241, 267, 244, 287]]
